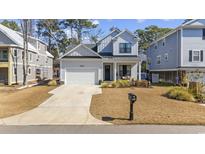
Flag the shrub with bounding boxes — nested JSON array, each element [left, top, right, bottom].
[[48, 80, 57, 86], [135, 80, 149, 88], [100, 82, 109, 88], [194, 93, 205, 103], [116, 80, 130, 88], [188, 82, 203, 95], [166, 87, 195, 102]]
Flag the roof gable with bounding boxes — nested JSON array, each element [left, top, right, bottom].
[[60, 44, 102, 59], [96, 29, 121, 43], [112, 29, 137, 41], [0, 24, 37, 52], [184, 19, 205, 26]]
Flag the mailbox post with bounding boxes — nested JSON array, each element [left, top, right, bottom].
[[128, 93, 137, 120]]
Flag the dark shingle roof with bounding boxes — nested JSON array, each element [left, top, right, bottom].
[[99, 52, 113, 56]]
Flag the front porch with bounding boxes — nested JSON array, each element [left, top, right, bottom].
[[103, 62, 141, 81]]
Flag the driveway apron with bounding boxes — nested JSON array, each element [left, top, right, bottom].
[[0, 85, 109, 125]]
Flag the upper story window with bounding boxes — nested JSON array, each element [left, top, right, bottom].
[[203, 29, 205, 40], [156, 55, 161, 64], [0, 50, 8, 61], [119, 43, 131, 53]]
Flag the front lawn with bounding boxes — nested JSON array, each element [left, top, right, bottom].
[[90, 86, 205, 125], [0, 85, 57, 118]]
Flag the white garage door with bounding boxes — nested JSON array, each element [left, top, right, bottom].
[[65, 68, 98, 85]]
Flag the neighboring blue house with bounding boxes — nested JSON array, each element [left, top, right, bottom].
[[59, 29, 142, 85], [147, 19, 205, 84]]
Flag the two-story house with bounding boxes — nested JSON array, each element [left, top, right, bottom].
[[0, 24, 53, 85], [147, 19, 205, 84], [59, 29, 141, 85]]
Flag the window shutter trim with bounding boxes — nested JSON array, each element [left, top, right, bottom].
[[201, 50, 203, 62], [189, 50, 192, 62]]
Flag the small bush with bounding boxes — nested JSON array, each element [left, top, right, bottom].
[[189, 82, 203, 95], [135, 80, 149, 88], [194, 93, 205, 103], [100, 82, 109, 88], [116, 80, 130, 88], [48, 80, 57, 86], [166, 87, 195, 102]]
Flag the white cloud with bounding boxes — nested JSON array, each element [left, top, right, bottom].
[[92, 20, 100, 25], [136, 19, 146, 23]]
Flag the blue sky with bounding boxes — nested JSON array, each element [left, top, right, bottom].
[[0, 19, 185, 41], [95, 19, 184, 35]]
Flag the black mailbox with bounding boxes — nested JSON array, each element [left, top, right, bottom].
[[128, 93, 137, 120], [128, 93, 137, 103]]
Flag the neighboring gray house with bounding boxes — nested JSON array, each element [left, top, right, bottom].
[[147, 19, 205, 84], [59, 29, 141, 85], [0, 24, 53, 85]]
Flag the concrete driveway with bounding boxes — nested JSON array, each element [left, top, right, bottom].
[[0, 85, 109, 125]]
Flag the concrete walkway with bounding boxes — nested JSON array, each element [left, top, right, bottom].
[[0, 85, 109, 125]]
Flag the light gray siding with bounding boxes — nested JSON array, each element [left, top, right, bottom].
[[182, 28, 205, 67], [97, 31, 119, 53], [10, 47, 53, 84], [113, 31, 138, 56], [60, 59, 103, 83]]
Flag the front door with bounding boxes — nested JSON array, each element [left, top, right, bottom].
[[105, 65, 110, 80]]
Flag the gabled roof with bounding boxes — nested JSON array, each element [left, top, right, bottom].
[[59, 44, 102, 59], [149, 19, 203, 46], [96, 29, 121, 43], [112, 29, 137, 40], [46, 51, 54, 58], [0, 24, 37, 52]]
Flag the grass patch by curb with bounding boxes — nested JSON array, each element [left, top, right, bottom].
[[90, 86, 205, 125]]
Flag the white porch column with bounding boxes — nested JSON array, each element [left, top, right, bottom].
[[138, 61, 141, 80], [114, 62, 117, 81]]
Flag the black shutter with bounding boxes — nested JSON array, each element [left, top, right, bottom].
[[201, 50, 203, 62], [189, 50, 192, 62]]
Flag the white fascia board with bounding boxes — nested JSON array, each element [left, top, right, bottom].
[[112, 29, 136, 40], [59, 44, 81, 59], [59, 44, 102, 59], [96, 29, 121, 43]]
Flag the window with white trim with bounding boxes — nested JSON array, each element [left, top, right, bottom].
[[157, 55, 161, 64], [193, 51, 200, 62], [164, 53, 168, 61]]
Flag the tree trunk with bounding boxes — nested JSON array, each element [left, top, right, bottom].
[[22, 19, 28, 86]]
